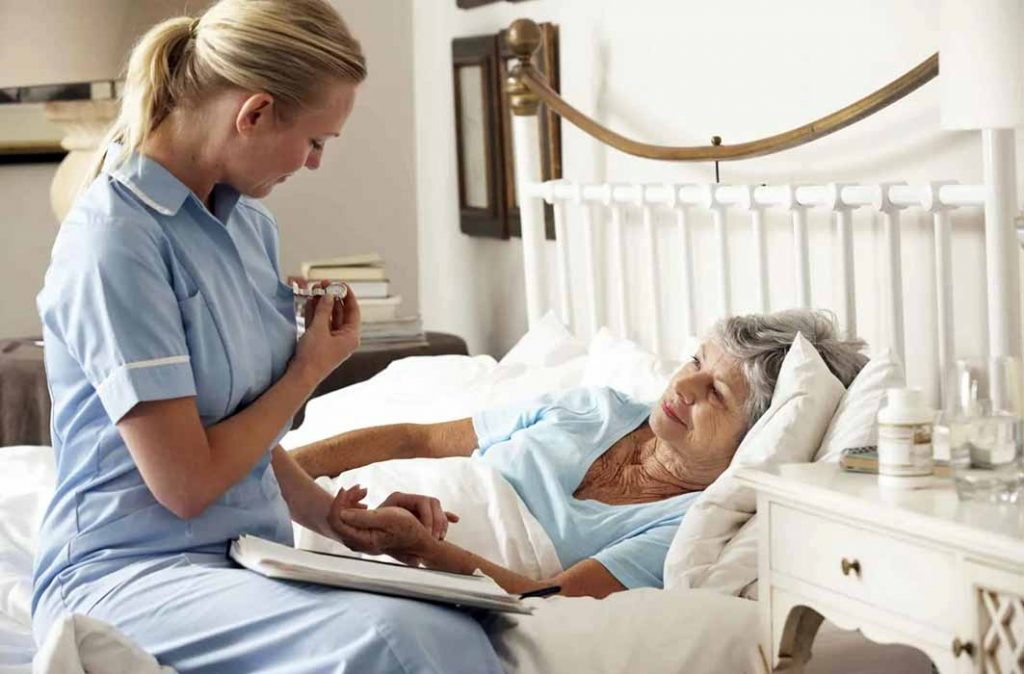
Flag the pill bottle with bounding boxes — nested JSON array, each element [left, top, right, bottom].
[[877, 388, 934, 488]]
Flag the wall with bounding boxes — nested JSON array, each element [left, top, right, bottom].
[[0, 163, 58, 338], [266, 0, 418, 315], [413, 0, 1022, 400], [0, 0, 418, 338]]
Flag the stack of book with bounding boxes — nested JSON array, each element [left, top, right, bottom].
[[297, 253, 427, 350]]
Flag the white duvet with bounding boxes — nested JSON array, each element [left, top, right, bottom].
[[0, 345, 764, 673]]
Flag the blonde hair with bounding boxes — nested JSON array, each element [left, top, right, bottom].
[[87, 0, 366, 185]]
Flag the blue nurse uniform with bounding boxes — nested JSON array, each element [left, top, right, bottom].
[[31, 148, 500, 674]]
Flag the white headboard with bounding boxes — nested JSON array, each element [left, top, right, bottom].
[[504, 19, 1022, 413]]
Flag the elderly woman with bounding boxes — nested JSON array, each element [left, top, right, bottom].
[[295, 309, 867, 599]]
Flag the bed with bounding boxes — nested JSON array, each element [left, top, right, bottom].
[[3, 10, 1020, 674]]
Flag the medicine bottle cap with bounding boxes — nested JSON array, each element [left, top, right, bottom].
[[878, 387, 933, 425], [886, 388, 924, 410]]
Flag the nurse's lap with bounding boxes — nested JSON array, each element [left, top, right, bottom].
[[79, 555, 502, 674]]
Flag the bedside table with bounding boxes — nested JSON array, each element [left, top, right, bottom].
[[736, 464, 1024, 674]]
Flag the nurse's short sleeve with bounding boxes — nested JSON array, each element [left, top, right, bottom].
[[39, 219, 196, 423], [592, 523, 677, 590]]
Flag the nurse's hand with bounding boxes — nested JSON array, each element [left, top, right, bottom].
[[292, 282, 361, 387]]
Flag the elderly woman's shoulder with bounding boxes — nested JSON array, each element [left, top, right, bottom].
[[551, 385, 644, 415]]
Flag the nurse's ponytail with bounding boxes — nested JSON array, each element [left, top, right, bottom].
[[85, 0, 367, 188]]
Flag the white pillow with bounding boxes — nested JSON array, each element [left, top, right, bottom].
[[663, 333, 845, 593], [485, 587, 762, 674], [293, 457, 563, 580], [814, 350, 905, 463], [581, 328, 678, 402], [282, 351, 586, 449], [500, 311, 587, 368]]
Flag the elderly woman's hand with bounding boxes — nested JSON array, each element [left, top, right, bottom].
[[379, 491, 458, 541], [327, 486, 456, 566]]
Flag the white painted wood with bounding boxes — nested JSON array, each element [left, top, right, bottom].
[[791, 208, 811, 308], [769, 502, 958, 631], [578, 195, 601, 338], [933, 209, 956, 411], [610, 202, 629, 338], [835, 209, 857, 339], [751, 208, 770, 313], [522, 182, 988, 209], [674, 204, 699, 341], [882, 209, 906, 362], [738, 463, 1024, 674], [511, 115, 547, 327], [982, 129, 1023, 365], [551, 196, 573, 331], [712, 207, 732, 317], [641, 201, 663, 355]]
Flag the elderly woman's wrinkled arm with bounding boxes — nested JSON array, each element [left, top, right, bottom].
[[334, 505, 626, 598], [291, 418, 478, 478]]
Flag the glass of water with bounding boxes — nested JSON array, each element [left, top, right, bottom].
[[952, 356, 1024, 503]]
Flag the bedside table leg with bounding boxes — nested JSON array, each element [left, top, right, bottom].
[[773, 606, 824, 672]]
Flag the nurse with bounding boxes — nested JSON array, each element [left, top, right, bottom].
[[31, 1, 502, 672]]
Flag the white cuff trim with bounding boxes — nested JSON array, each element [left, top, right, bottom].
[[124, 355, 190, 370]]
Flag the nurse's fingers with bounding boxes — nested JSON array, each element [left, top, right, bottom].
[[308, 290, 334, 332], [330, 486, 368, 522], [337, 283, 361, 332], [331, 519, 384, 555]]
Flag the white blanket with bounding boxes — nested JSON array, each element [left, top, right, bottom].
[[33, 614, 176, 674], [295, 458, 564, 580], [2, 348, 766, 673]]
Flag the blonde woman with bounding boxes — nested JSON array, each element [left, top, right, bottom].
[[31, 1, 501, 672]]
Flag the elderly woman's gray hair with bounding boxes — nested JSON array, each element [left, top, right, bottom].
[[709, 309, 868, 428]]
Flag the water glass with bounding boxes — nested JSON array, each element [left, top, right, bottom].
[[951, 357, 1024, 504]]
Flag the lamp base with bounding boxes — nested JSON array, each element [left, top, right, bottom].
[[44, 99, 119, 222]]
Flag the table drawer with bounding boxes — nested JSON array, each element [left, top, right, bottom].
[[769, 501, 959, 631]]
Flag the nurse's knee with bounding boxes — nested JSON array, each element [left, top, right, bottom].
[[351, 594, 490, 645]]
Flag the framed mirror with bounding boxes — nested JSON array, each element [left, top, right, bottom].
[[452, 34, 506, 237]]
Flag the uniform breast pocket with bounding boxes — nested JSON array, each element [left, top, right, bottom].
[[178, 291, 232, 423]]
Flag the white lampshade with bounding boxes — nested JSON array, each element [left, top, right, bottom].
[[941, 0, 1024, 129], [0, 0, 194, 88]]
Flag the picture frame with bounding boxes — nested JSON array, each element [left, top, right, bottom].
[[0, 83, 97, 164], [452, 34, 507, 238], [498, 21, 560, 240]]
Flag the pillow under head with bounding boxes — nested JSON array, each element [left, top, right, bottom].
[[663, 332, 845, 593]]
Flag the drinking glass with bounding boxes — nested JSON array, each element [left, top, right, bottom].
[[952, 356, 1024, 503]]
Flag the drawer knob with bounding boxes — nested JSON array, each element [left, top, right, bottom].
[[840, 558, 861, 577], [952, 638, 974, 659]]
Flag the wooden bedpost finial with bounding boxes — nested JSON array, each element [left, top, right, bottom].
[[506, 19, 541, 116]]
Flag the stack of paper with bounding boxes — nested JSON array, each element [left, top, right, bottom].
[[230, 535, 530, 614]]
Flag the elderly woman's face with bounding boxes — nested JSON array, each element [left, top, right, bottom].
[[649, 340, 750, 483]]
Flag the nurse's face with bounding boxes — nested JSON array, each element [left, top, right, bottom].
[[226, 80, 358, 198]]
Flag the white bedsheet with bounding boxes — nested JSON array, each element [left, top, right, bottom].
[[0, 440, 765, 674], [0, 445, 53, 674], [295, 458, 565, 580]]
